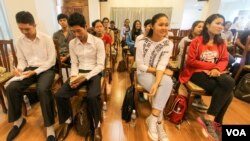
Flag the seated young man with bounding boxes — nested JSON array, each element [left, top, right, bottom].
[[53, 13, 75, 65], [5, 11, 57, 141], [55, 13, 105, 141]]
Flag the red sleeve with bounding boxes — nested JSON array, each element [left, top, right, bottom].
[[213, 44, 228, 71], [186, 37, 216, 70], [105, 34, 112, 45]]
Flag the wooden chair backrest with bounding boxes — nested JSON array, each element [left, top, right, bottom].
[[168, 36, 184, 60], [0, 39, 17, 72], [169, 28, 180, 36], [179, 41, 191, 72], [53, 39, 63, 84], [179, 29, 191, 37]]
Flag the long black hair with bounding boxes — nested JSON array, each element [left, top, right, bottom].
[[131, 20, 142, 41], [202, 14, 225, 45], [188, 20, 204, 39], [147, 13, 168, 38]]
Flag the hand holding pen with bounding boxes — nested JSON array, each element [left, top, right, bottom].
[[12, 66, 22, 76]]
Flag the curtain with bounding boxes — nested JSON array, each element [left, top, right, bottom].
[[0, 0, 12, 39], [111, 7, 172, 31]]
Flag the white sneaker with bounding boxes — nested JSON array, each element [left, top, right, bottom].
[[157, 123, 169, 141], [146, 115, 158, 141]]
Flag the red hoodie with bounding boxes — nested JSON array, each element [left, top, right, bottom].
[[179, 36, 228, 83]]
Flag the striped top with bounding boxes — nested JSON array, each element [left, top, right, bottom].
[[136, 37, 173, 74]]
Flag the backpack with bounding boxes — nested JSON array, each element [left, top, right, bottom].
[[163, 92, 177, 119], [117, 59, 127, 72], [74, 98, 93, 140], [121, 85, 135, 122], [166, 95, 187, 124], [234, 73, 250, 103]]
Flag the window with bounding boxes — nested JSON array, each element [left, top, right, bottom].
[[0, 0, 12, 39]]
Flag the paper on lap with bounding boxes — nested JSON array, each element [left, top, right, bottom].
[[4, 75, 25, 88], [70, 73, 88, 83]]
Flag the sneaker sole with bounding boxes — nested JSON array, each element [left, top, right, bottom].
[[201, 128, 219, 141], [197, 117, 219, 141], [192, 104, 208, 110], [145, 118, 158, 141], [193, 108, 207, 113]]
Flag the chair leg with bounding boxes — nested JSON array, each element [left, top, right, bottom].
[[65, 68, 69, 78], [133, 89, 139, 116], [0, 90, 7, 114], [22, 102, 27, 116]]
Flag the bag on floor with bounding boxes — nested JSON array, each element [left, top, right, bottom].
[[121, 85, 135, 122], [117, 59, 127, 72], [74, 98, 93, 139], [234, 73, 250, 103], [163, 92, 177, 119], [166, 95, 187, 124]]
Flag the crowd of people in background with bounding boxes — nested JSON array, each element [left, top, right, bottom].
[[3, 9, 250, 141]]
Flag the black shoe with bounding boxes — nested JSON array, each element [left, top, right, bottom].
[[7, 118, 26, 141], [56, 122, 73, 141], [47, 135, 57, 141]]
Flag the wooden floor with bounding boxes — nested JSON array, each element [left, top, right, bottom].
[[0, 47, 250, 141]]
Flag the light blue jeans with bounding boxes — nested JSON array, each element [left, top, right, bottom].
[[137, 72, 173, 120]]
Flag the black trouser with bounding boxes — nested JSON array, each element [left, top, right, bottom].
[[6, 67, 55, 127], [55, 71, 102, 128], [190, 72, 235, 124]]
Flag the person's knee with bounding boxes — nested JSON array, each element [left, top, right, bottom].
[[160, 75, 173, 87], [6, 82, 19, 94], [87, 92, 100, 102], [224, 76, 235, 89]]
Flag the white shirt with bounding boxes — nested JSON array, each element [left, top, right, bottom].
[[135, 34, 145, 48], [16, 32, 56, 74], [136, 37, 173, 74], [69, 33, 105, 80]]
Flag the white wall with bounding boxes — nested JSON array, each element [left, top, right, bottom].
[[4, 0, 58, 41], [100, 0, 185, 28], [180, 0, 205, 29], [88, 0, 101, 26], [219, 0, 250, 22]]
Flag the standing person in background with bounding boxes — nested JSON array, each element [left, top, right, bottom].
[[177, 21, 208, 113], [126, 20, 142, 56], [55, 13, 105, 141], [121, 18, 130, 47], [102, 17, 114, 45], [136, 13, 173, 141], [53, 13, 75, 65], [5, 11, 57, 141], [179, 14, 235, 140]]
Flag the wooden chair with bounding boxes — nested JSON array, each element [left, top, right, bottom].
[[169, 36, 184, 61], [132, 62, 150, 115], [179, 29, 191, 37], [179, 41, 208, 111], [22, 40, 64, 116], [0, 39, 17, 113], [169, 28, 180, 36], [132, 61, 174, 115], [233, 36, 250, 82]]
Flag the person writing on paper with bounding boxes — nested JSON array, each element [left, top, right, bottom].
[[5, 11, 57, 141], [54, 13, 105, 141]]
